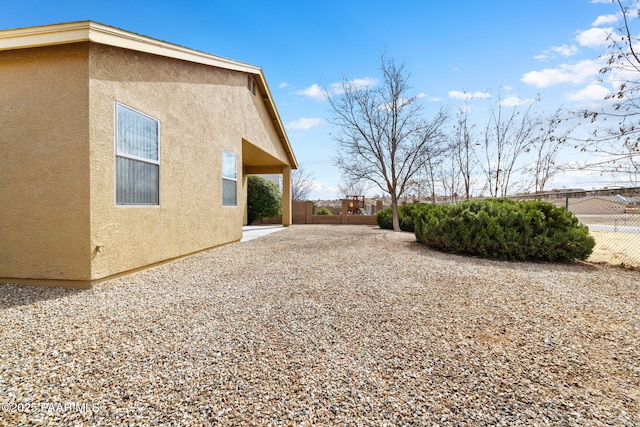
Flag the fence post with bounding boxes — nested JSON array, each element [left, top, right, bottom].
[[565, 192, 569, 211], [341, 200, 350, 224], [305, 201, 313, 224]]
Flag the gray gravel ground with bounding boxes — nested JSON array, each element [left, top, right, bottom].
[[1, 225, 639, 426]]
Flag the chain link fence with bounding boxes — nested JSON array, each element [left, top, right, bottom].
[[509, 187, 640, 268]]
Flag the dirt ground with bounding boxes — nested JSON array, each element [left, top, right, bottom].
[[588, 229, 640, 268]]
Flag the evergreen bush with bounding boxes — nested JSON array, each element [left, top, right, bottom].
[[247, 175, 282, 224], [398, 203, 430, 232], [376, 208, 394, 230], [377, 203, 433, 232], [414, 199, 595, 262], [315, 207, 332, 215]]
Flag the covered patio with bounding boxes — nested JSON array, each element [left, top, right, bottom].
[[242, 139, 294, 226]]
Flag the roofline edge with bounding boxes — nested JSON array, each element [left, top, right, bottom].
[[0, 20, 297, 168]]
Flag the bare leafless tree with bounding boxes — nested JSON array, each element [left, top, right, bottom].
[[482, 94, 541, 197], [405, 141, 447, 203], [578, 0, 640, 185], [338, 178, 371, 198], [424, 154, 440, 203], [529, 109, 572, 193], [328, 56, 449, 231], [291, 166, 315, 201], [451, 102, 479, 199], [437, 144, 463, 203]]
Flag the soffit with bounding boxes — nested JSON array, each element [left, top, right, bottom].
[[243, 140, 286, 168]]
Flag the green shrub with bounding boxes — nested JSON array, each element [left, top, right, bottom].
[[315, 207, 332, 215], [398, 203, 428, 232], [414, 199, 595, 262], [377, 203, 435, 232], [247, 175, 282, 224], [376, 208, 394, 230]]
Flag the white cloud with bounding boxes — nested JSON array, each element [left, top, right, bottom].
[[607, 63, 640, 88], [576, 27, 613, 48], [551, 44, 579, 56], [378, 98, 415, 111], [296, 77, 377, 101], [448, 90, 491, 100], [592, 14, 619, 26], [295, 84, 327, 101], [535, 44, 578, 62], [500, 96, 535, 106], [278, 82, 289, 89], [565, 84, 611, 101], [416, 92, 426, 99], [522, 68, 568, 87], [521, 59, 602, 88], [329, 77, 378, 95], [286, 117, 324, 130], [349, 77, 378, 89]]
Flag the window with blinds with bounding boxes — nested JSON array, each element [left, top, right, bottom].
[[115, 103, 160, 205]]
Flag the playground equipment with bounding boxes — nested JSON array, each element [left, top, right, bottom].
[[342, 195, 366, 215]]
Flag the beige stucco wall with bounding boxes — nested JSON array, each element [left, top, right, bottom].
[[87, 43, 290, 280], [0, 44, 91, 282], [0, 40, 293, 286]]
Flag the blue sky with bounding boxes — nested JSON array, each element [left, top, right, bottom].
[[0, 0, 628, 198]]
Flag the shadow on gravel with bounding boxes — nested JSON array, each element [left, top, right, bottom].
[[404, 239, 601, 273], [0, 283, 85, 309]]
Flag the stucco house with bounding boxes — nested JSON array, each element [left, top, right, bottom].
[[0, 21, 297, 288]]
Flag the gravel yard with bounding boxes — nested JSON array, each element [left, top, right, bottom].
[[1, 225, 639, 426]]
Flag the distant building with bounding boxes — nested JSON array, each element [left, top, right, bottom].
[[568, 196, 640, 215]]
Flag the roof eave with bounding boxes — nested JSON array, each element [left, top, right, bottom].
[[0, 21, 260, 73], [255, 74, 299, 170], [0, 20, 91, 51], [0, 20, 298, 168]]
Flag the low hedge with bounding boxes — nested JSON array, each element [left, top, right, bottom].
[[314, 207, 332, 215], [414, 199, 595, 262], [376, 208, 393, 230], [376, 203, 427, 232]]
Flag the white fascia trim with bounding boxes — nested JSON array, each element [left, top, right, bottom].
[[0, 21, 261, 75], [86, 22, 261, 74], [0, 21, 91, 50]]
